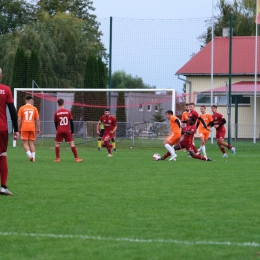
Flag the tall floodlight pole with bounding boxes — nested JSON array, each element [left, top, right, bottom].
[[253, 0, 259, 143], [108, 17, 113, 107], [210, 0, 214, 106], [228, 14, 233, 144]]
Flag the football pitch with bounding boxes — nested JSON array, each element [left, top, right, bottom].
[[1, 144, 260, 260]]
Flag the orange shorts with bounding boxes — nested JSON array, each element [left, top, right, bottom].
[[198, 131, 210, 140], [21, 131, 36, 141], [166, 132, 181, 145]]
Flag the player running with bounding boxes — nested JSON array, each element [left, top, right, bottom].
[[207, 105, 235, 157], [97, 108, 117, 157]]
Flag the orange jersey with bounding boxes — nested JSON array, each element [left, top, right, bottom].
[[169, 115, 181, 135], [198, 113, 212, 133], [181, 111, 189, 123], [18, 104, 39, 131]]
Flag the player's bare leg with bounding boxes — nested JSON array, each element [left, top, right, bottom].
[[22, 140, 33, 162]]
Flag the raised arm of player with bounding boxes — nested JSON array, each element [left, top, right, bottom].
[[70, 119, 74, 134], [7, 102, 19, 139]]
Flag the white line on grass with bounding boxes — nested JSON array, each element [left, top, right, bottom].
[[0, 232, 259, 247]]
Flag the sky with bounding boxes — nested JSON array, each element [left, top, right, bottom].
[[91, 0, 221, 92], [92, 0, 219, 20]]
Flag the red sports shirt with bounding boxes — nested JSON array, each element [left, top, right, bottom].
[[0, 84, 13, 131], [54, 108, 73, 133], [99, 115, 117, 135]]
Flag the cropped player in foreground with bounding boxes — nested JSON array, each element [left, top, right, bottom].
[[163, 110, 181, 161], [207, 105, 235, 157], [18, 95, 40, 162], [0, 68, 19, 196], [53, 99, 82, 162], [160, 117, 212, 161], [97, 108, 117, 157]]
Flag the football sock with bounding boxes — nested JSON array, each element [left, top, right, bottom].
[[112, 141, 116, 149], [201, 145, 206, 156], [104, 141, 112, 154], [26, 150, 32, 157], [32, 152, 35, 159], [98, 139, 101, 148], [227, 144, 232, 149], [220, 147, 226, 154], [71, 146, 78, 158], [193, 154, 206, 161], [164, 144, 176, 156], [0, 156, 8, 186], [55, 147, 60, 158], [162, 151, 171, 159], [192, 144, 198, 154]]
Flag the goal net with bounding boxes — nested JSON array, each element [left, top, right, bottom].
[[13, 88, 177, 149]]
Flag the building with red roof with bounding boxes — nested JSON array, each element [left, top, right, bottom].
[[176, 36, 260, 139]]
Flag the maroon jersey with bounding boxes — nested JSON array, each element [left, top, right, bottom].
[[0, 84, 13, 131], [188, 110, 199, 121], [99, 115, 117, 134], [212, 112, 226, 131], [54, 108, 73, 133], [182, 124, 196, 144]]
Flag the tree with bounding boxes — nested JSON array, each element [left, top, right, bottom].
[[111, 70, 156, 89], [27, 49, 42, 112], [0, 0, 35, 34], [11, 46, 28, 109], [83, 55, 100, 121], [36, 0, 96, 20], [27, 49, 41, 88], [0, 11, 105, 88], [151, 104, 165, 122], [199, 0, 256, 46]]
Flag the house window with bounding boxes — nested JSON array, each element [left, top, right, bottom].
[[139, 104, 143, 111], [147, 105, 151, 112], [155, 105, 159, 112], [196, 93, 250, 105]]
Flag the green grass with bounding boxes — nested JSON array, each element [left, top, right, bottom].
[[1, 144, 260, 260]]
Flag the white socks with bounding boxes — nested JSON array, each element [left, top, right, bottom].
[[164, 144, 176, 157]]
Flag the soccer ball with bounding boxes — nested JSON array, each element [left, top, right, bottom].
[[153, 153, 161, 161]]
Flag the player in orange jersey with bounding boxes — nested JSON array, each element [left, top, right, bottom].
[[197, 106, 213, 159], [161, 110, 181, 161], [181, 103, 189, 128], [18, 95, 40, 162]]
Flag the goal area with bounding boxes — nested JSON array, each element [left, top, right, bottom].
[[13, 88, 176, 149]]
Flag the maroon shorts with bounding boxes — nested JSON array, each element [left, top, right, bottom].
[[102, 132, 115, 142], [179, 140, 194, 152], [0, 130, 8, 154], [55, 131, 73, 143], [216, 129, 226, 140]]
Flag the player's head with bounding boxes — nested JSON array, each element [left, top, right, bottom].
[[188, 117, 196, 125], [211, 105, 217, 113], [200, 105, 206, 113], [57, 98, 64, 106], [184, 103, 189, 112], [104, 108, 110, 117], [25, 95, 33, 104], [165, 110, 173, 119], [189, 102, 195, 110]]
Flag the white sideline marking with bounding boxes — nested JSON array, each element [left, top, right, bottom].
[[0, 232, 259, 247]]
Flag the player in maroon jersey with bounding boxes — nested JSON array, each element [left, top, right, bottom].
[[53, 99, 82, 162], [207, 105, 235, 157], [97, 108, 117, 157], [0, 68, 19, 196], [160, 117, 212, 161]]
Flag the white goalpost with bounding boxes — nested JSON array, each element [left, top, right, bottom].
[[13, 88, 176, 148]]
